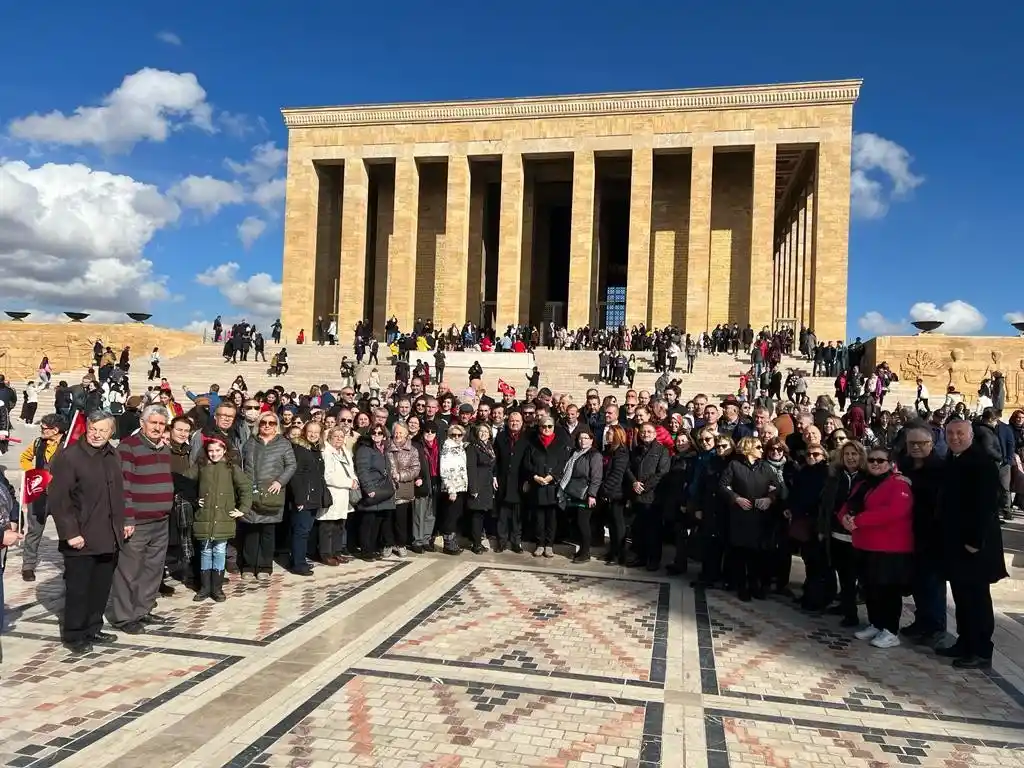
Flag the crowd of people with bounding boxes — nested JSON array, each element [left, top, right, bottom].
[[0, 322, 1018, 677]]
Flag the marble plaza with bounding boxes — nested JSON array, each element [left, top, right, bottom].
[[2, 531, 1024, 767]]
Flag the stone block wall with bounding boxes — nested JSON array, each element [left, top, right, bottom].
[[0, 324, 202, 381], [649, 154, 691, 329], [413, 163, 448, 322], [865, 335, 1024, 410]]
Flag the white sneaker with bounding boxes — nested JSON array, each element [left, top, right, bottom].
[[394, 547, 407, 558], [870, 629, 901, 649], [854, 625, 881, 641], [480, 537, 491, 551]]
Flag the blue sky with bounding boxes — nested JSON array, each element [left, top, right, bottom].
[[1, 0, 1020, 336]]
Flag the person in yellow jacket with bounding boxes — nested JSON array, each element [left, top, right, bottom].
[[19, 413, 66, 581]]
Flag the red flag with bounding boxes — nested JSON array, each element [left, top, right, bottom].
[[65, 410, 86, 448], [497, 379, 516, 398], [23, 469, 52, 505]]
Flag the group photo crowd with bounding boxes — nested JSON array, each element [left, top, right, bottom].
[[1, 321, 1018, 678]]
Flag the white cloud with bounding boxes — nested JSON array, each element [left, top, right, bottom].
[[8, 68, 213, 152], [1005, 311, 1024, 324], [169, 175, 245, 215], [909, 300, 986, 334], [156, 31, 182, 46], [858, 311, 907, 335], [181, 319, 212, 335], [850, 132, 924, 220], [226, 142, 286, 211], [195, 262, 281, 321], [237, 216, 267, 248], [0, 159, 177, 311]]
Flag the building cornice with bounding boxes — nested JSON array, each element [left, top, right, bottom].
[[281, 80, 862, 129]]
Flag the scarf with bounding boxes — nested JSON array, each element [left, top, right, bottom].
[[538, 430, 555, 448], [423, 438, 440, 476], [846, 470, 891, 515], [557, 448, 590, 508]]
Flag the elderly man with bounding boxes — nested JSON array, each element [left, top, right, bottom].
[[107, 404, 173, 634], [48, 411, 125, 654], [937, 419, 1008, 669]]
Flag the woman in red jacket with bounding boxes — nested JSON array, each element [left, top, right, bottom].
[[838, 446, 914, 649]]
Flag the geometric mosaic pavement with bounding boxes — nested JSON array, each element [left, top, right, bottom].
[[4, 528, 1024, 767], [369, 567, 671, 686]]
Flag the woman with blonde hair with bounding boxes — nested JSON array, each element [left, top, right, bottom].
[[438, 423, 469, 555], [287, 420, 330, 576], [598, 424, 630, 564], [820, 439, 868, 626], [720, 436, 784, 600]]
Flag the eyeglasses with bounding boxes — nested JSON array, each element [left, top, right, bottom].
[[342, 391, 354, 397], [767, 446, 784, 453], [715, 444, 730, 450], [808, 452, 826, 459], [541, 424, 555, 429], [908, 440, 932, 448], [701, 437, 715, 444], [450, 432, 464, 438], [867, 457, 889, 465], [371, 431, 386, 437], [339, 418, 353, 423], [244, 406, 260, 411], [259, 421, 278, 427]]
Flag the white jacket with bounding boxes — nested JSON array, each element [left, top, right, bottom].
[[321, 442, 357, 520]]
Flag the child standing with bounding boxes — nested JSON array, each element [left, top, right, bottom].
[[194, 438, 251, 602]]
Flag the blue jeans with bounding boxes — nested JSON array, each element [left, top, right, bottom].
[[291, 507, 315, 570], [911, 565, 947, 634], [198, 540, 227, 571]]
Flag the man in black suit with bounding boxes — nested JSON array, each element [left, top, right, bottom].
[[937, 418, 1008, 669]]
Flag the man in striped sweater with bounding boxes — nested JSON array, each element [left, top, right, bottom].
[[106, 404, 174, 634]]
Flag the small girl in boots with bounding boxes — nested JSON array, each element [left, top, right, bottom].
[[194, 437, 251, 602]]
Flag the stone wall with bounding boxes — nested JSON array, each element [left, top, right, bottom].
[[0, 324, 203, 381], [865, 335, 1024, 410]]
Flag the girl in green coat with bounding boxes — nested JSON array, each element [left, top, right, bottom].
[[194, 438, 252, 602]]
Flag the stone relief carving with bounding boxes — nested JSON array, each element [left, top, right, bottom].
[[900, 350, 945, 381]]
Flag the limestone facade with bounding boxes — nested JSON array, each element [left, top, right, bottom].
[[0, 324, 201, 381], [280, 80, 859, 341], [866, 335, 1024, 411]]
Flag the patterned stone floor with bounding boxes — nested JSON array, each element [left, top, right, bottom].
[[2, 530, 1024, 768]]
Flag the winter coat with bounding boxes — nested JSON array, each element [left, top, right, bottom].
[[522, 433, 572, 507], [321, 442, 357, 521], [439, 439, 469, 494], [938, 443, 1008, 584], [241, 434, 297, 524], [288, 440, 330, 511], [719, 457, 786, 550], [839, 474, 913, 554], [194, 461, 252, 541], [560, 449, 602, 504], [465, 442, 497, 511], [354, 437, 396, 512], [46, 438, 126, 556], [493, 429, 528, 504], [625, 440, 670, 506], [598, 446, 629, 501], [386, 438, 422, 504]]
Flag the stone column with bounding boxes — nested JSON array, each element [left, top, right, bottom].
[[434, 153, 471, 327], [389, 156, 419, 332], [625, 146, 653, 327], [801, 185, 815, 329], [749, 144, 776, 331], [372, 173, 395, 337], [338, 159, 369, 336], [811, 138, 852, 341], [496, 152, 524, 330], [568, 150, 597, 329], [281, 158, 318, 336], [685, 146, 713, 333], [465, 177, 486, 325], [794, 192, 806, 327], [787, 220, 797, 320]]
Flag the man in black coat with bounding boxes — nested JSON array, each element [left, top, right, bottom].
[[937, 418, 1008, 669], [493, 411, 528, 553], [47, 412, 125, 654]]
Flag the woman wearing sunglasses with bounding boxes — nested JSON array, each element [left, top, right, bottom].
[[239, 413, 296, 582], [838, 447, 914, 649]]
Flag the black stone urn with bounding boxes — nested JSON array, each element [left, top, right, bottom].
[[126, 312, 152, 324], [64, 312, 90, 323], [4, 311, 30, 322], [911, 320, 944, 334]]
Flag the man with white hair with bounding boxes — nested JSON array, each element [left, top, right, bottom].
[[47, 410, 125, 654], [107, 404, 175, 634]]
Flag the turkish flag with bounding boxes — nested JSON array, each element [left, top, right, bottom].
[[497, 379, 516, 398], [23, 468, 52, 505], [64, 410, 86, 448]]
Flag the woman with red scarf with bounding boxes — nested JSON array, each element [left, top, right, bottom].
[[522, 415, 571, 557]]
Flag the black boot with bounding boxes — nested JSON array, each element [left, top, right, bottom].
[[211, 571, 227, 602], [193, 570, 212, 602]]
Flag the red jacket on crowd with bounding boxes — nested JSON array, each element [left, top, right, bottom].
[[838, 474, 914, 554]]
